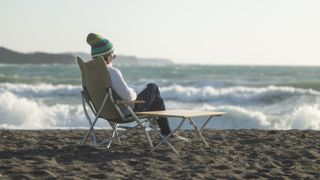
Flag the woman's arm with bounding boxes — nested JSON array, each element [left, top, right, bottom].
[[108, 66, 137, 101]]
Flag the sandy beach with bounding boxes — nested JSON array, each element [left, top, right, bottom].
[[0, 129, 319, 179]]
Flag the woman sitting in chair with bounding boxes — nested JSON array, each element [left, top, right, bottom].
[[86, 33, 187, 141]]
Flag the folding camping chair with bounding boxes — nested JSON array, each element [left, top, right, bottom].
[[77, 56, 153, 149]]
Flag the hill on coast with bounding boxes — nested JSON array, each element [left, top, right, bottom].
[[0, 47, 75, 64], [0, 47, 174, 65]]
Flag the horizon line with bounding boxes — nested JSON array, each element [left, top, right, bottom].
[[2, 46, 320, 67]]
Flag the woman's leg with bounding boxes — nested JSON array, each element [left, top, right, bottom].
[[134, 83, 171, 135], [149, 96, 171, 135]]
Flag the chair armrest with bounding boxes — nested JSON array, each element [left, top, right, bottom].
[[116, 100, 145, 105]]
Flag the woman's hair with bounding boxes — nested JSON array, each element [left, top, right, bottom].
[[103, 53, 113, 63], [92, 52, 113, 63]]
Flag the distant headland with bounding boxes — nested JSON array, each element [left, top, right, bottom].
[[0, 47, 174, 65]]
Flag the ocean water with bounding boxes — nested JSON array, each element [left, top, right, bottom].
[[1, 63, 320, 130]]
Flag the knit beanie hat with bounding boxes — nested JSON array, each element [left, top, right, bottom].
[[86, 33, 114, 57]]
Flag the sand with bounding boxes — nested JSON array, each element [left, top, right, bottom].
[[0, 129, 319, 179]]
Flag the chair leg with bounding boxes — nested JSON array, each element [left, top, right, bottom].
[[107, 124, 120, 148], [106, 135, 114, 149], [94, 123, 120, 148], [81, 120, 98, 146], [81, 95, 99, 147], [113, 124, 121, 144], [127, 107, 154, 148], [142, 123, 154, 148], [82, 116, 100, 147], [81, 114, 97, 147]]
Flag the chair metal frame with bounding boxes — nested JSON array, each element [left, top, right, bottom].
[[77, 57, 153, 149], [80, 87, 153, 149]]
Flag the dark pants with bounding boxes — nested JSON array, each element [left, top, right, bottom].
[[133, 83, 171, 135]]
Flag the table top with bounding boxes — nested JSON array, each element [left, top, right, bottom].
[[136, 110, 225, 118]]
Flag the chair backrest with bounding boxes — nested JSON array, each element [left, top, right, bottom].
[[77, 56, 122, 120]]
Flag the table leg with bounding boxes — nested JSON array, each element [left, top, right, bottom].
[[189, 117, 210, 148], [151, 118, 187, 157], [201, 115, 214, 130]]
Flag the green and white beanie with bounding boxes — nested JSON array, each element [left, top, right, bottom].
[[86, 33, 114, 57]]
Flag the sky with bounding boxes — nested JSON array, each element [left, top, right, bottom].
[[0, 0, 320, 65]]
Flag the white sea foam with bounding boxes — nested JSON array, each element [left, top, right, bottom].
[[1, 83, 320, 130], [291, 105, 320, 129], [1, 91, 319, 130], [1, 82, 319, 104], [197, 104, 320, 130], [161, 85, 320, 105], [0, 83, 81, 98], [197, 104, 271, 129], [0, 64, 13, 67], [0, 91, 110, 129]]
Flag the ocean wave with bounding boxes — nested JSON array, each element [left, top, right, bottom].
[[199, 104, 320, 130], [291, 105, 320, 129], [160, 85, 320, 105], [0, 92, 81, 129], [197, 105, 271, 129], [0, 83, 320, 105], [196, 104, 320, 130], [0, 91, 319, 130], [0, 64, 15, 67], [0, 83, 81, 98], [1, 82, 320, 106], [0, 91, 110, 129]]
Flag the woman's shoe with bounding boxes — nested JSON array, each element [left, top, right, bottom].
[[166, 133, 189, 142]]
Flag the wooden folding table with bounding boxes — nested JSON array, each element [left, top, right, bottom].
[[136, 110, 225, 157]]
